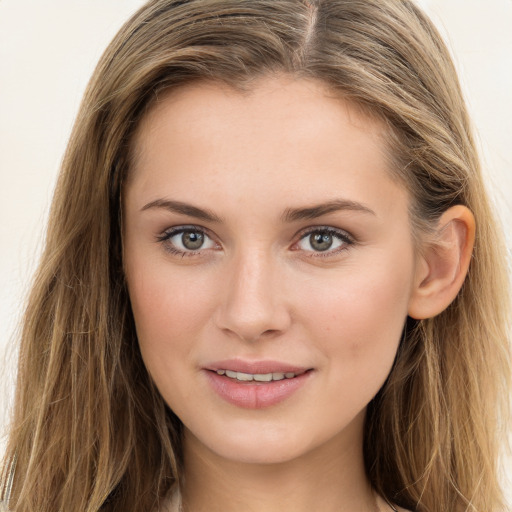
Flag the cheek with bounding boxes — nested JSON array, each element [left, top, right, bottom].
[[297, 253, 413, 381], [125, 255, 217, 372]]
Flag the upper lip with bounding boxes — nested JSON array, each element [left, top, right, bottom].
[[205, 359, 311, 374]]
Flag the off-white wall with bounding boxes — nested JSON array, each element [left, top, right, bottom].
[[1, 0, 511, 499], [0, 0, 148, 454]]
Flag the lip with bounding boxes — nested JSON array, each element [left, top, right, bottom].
[[203, 359, 313, 409], [205, 359, 310, 375]]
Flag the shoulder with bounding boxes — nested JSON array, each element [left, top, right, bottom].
[[376, 495, 412, 512], [157, 487, 181, 512], [393, 505, 412, 512]]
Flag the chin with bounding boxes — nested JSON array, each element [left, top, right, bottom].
[[183, 412, 361, 467], [206, 434, 312, 465]]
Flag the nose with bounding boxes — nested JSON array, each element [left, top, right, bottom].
[[214, 250, 292, 343]]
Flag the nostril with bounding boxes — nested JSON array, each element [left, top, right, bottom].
[[219, 326, 283, 344]]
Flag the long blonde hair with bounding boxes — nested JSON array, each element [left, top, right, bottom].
[[2, 1, 510, 511]]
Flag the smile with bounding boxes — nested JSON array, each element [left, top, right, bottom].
[[216, 369, 304, 382], [205, 362, 313, 409]]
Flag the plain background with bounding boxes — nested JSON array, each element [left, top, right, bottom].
[[1, 0, 511, 500]]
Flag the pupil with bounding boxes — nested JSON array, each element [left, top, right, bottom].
[[310, 232, 333, 251], [182, 231, 204, 250]]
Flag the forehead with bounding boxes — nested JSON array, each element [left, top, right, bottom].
[[130, 76, 391, 171], [126, 76, 407, 221]]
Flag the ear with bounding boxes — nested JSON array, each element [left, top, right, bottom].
[[408, 205, 475, 320]]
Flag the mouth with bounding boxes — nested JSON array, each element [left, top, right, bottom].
[[204, 360, 313, 408], [213, 369, 308, 383]]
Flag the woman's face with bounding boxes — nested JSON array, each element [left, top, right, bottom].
[[124, 76, 422, 465]]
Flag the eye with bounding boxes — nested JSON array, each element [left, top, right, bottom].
[[296, 227, 353, 255], [157, 226, 218, 255]]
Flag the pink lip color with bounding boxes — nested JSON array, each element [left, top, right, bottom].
[[205, 359, 308, 375], [204, 359, 312, 409]]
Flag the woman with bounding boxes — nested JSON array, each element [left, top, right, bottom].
[[1, 1, 510, 511]]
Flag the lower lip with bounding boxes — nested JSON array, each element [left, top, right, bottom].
[[204, 370, 311, 409]]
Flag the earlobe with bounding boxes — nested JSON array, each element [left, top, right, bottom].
[[408, 205, 475, 320]]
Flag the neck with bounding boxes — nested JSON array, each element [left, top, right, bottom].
[[181, 412, 378, 512]]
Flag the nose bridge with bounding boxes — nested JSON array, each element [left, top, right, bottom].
[[216, 247, 289, 342]]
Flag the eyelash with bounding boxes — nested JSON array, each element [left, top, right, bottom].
[[156, 225, 218, 257], [156, 225, 355, 258], [293, 226, 355, 258]]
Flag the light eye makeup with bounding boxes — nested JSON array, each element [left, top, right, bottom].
[[293, 226, 355, 257], [155, 224, 355, 259], [156, 225, 218, 256]]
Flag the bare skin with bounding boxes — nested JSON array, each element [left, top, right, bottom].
[[123, 76, 473, 512]]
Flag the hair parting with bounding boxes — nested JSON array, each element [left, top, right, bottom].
[[2, 1, 510, 511]]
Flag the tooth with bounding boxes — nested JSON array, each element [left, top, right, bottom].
[[236, 372, 254, 381], [272, 372, 285, 380], [216, 369, 226, 375], [254, 373, 273, 382], [225, 370, 237, 378], [284, 372, 296, 379]]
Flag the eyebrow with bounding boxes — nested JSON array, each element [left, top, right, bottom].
[[141, 199, 223, 223], [141, 197, 376, 224], [281, 199, 376, 222]]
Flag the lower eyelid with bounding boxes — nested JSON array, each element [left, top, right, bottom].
[[156, 226, 218, 253], [301, 245, 349, 258], [156, 226, 353, 257]]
